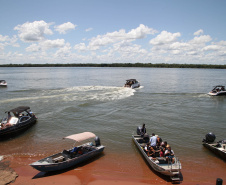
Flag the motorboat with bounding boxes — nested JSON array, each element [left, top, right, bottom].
[[0, 106, 37, 139], [0, 80, 7, 87], [30, 132, 105, 172], [207, 85, 226, 96], [132, 126, 181, 182], [124, 79, 140, 89], [202, 132, 226, 161]]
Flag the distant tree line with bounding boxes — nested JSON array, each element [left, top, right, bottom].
[[0, 63, 226, 69]]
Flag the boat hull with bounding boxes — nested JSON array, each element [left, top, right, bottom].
[[203, 143, 226, 161], [208, 91, 226, 96], [131, 83, 140, 89], [0, 116, 37, 139], [132, 135, 181, 177], [30, 145, 105, 172]]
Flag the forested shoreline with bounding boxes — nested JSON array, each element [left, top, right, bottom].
[[0, 63, 226, 69]]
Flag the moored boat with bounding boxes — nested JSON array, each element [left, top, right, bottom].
[[202, 132, 226, 161], [0, 80, 7, 87], [124, 79, 140, 89], [30, 132, 105, 172], [132, 126, 181, 182], [207, 85, 226, 96], [0, 106, 37, 139]]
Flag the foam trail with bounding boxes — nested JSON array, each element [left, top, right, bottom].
[[1, 86, 135, 103]]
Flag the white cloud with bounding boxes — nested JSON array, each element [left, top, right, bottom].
[[26, 43, 40, 52], [0, 34, 19, 50], [194, 29, 204, 36], [203, 45, 220, 51], [26, 39, 65, 52], [189, 35, 212, 44], [149, 31, 181, 45], [74, 43, 87, 52], [127, 24, 157, 39], [86, 24, 157, 50], [54, 22, 76, 34], [0, 35, 9, 42], [85, 28, 93, 32], [42, 39, 65, 48], [54, 43, 72, 57], [1, 22, 226, 64], [14, 20, 53, 42]]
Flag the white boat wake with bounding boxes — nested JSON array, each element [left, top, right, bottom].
[[1, 86, 136, 103]]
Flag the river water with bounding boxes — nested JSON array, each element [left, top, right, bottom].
[[0, 67, 226, 183]]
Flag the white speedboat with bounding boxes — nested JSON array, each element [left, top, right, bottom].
[[132, 126, 181, 182], [208, 85, 226, 96], [124, 79, 140, 89], [30, 132, 105, 172], [202, 132, 226, 161], [0, 80, 7, 87]]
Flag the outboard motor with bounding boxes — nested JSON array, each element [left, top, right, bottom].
[[143, 133, 150, 143], [95, 136, 101, 147], [137, 126, 142, 135], [203, 132, 216, 143]]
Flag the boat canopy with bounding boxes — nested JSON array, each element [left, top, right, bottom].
[[6, 106, 30, 114], [213, 85, 225, 88], [126, 79, 137, 81], [64, 132, 96, 142]]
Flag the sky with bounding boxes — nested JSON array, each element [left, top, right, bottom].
[[0, 0, 226, 65]]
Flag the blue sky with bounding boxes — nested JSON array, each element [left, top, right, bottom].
[[0, 0, 226, 64]]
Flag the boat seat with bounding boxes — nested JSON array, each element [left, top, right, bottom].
[[140, 143, 146, 147], [52, 156, 65, 163], [9, 117, 19, 125], [156, 157, 167, 164]]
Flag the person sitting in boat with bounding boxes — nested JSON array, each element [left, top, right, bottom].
[[2, 112, 13, 128], [71, 147, 78, 154], [156, 135, 162, 145], [154, 139, 161, 157], [144, 142, 151, 154], [148, 146, 156, 159], [165, 146, 175, 163]]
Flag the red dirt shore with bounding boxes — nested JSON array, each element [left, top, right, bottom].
[[1, 154, 225, 185]]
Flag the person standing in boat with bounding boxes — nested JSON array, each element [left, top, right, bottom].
[[141, 124, 146, 136], [7, 112, 11, 121], [150, 133, 157, 149]]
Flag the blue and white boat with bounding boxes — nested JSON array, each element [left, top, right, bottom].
[[208, 85, 226, 96], [30, 132, 105, 172], [0, 80, 7, 87], [124, 79, 140, 89]]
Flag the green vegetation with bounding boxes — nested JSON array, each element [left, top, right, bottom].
[[0, 63, 226, 69]]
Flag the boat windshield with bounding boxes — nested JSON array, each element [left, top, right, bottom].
[[212, 86, 225, 91]]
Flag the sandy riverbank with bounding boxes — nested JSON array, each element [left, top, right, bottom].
[[1, 154, 225, 185]]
